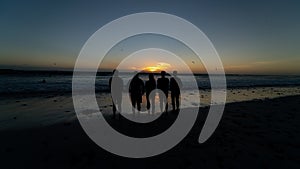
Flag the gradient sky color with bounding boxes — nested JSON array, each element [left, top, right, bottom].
[[0, 0, 299, 74], [100, 34, 205, 73]]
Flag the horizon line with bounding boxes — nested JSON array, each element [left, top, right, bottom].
[[1, 68, 300, 76]]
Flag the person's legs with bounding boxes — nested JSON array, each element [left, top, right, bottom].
[[137, 102, 141, 112], [150, 95, 155, 114], [146, 94, 150, 113], [164, 92, 168, 113], [111, 96, 116, 119], [137, 95, 142, 113], [116, 97, 122, 119], [131, 95, 136, 114], [165, 99, 168, 113], [171, 94, 175, 111], [159, 93, 164, 112], [176, 94, 180, 110]]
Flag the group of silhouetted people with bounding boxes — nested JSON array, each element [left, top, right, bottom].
[[109, 70, 182, 119]]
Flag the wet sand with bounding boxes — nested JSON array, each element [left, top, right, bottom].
[[0, 95, 300, 169], [1, 86, 300, 130]]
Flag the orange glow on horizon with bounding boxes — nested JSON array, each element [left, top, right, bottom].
[[144, 66, 160, 72], [143, 62, 172, 72]]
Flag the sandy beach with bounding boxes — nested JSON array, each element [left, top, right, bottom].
[[0, 93, 299, 169], [1, 1, 300, 168]]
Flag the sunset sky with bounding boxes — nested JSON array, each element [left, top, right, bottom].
[[0, 0, 299, 74], [99, 34, 206, 73]]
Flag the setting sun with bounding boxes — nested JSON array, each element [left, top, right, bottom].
[[143, 62, 172, 72], [145, 66, 160, 72], [114, 48, 197, 73]]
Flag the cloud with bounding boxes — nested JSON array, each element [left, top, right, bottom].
[[252, 61, 279, 65], [156, 62, 171, 69]]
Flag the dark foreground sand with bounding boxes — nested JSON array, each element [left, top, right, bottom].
[[1, 96, 300, 169]]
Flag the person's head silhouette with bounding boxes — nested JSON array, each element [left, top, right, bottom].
[[173, 70, 178, 76], [149, 73, 154, 80], [161, 71, 166, 78], [112, 69, 119, 76], [133, 71, 139, 79]]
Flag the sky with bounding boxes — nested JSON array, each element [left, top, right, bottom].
[[100, 34, 206, 73], [0, 0, 300, 74]]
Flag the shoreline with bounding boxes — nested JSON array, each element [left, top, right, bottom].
[[1, 86, 300, 131]]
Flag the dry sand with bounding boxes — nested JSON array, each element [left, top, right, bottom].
[[0, 95, 299, 169]]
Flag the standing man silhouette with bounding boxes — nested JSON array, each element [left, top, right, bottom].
[[145, 73, 156, 114], [157, 71, 169, 113], [109, 69, 123, 119], [170, 70, 182, 111], [129, 73, 144, 115]]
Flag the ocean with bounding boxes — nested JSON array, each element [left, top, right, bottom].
[[1, 70, 300, 97]]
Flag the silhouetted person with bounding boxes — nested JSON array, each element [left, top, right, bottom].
[[170, 71, 182, 111], [109, 69, 123, 119], [129, 73, 144, 114], [157, 71, 169, 113], [145, 73, 156, 114]]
